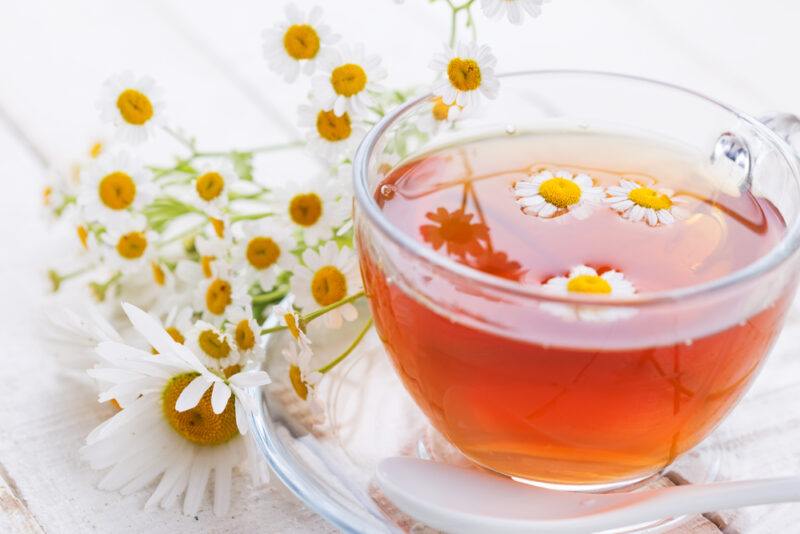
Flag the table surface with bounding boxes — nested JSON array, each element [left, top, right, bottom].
[[2, 1, 799, 532]]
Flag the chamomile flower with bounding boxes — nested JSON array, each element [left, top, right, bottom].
[[480, 0, 548, 24], [160, 306, 194, 346], [606, 179, 687, 226], [191, 161, 239, 218], [232, 221, 295, 291], [274, 300, 313, 357], [514, 169, 604, 219], [263, 5, 340, 82], [430, 42, 499, 108], [273, 177, 350, 246], [78, 151, 155, 227], [226, 306, 264, 361], [97, 72, 164, 144], [541, 265, 637, 322], [291, 242, 361, 329], [82, 303, 270, 517], [311, 44, 387, 117], [100, 214, 156, 273], [417, 97, 463, 134], [185, 320, 242, 372], [298, 103, 364, 163], [282, 342, 322, 403], [194, 262, 249, 326]]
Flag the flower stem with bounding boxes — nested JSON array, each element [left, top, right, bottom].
[[231, 212, 275, 222], [260, 291, 367, 334], [317, 318, 374, 374], [252, 284, 290, 304], [159, 221, 206, 247]]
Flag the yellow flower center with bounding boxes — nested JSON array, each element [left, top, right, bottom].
[[235, 319, 256, 351], [628, 186, 673, 211], [162, 372, 238, 446], [205, 278, 232, 315], [98, 171, 136, 210], [289, 365, 309, 400], [246, 237, 281, 270], [116, 232, 147, 259], [166, 327, 185, 344], [447, 58, 481, 92], [196, 172, 225, 201], [311, 265, 347, 306], [284, 312, 302, 340], [198, 329, 231, 359], [116, 88, 154, 126], [331, 63, 367, 97], [89, 141, 103, 159], [432, 97, 452, 121], [223, 364, 241, 378], [151, 261, 166, 286], [289, 193, 323, 227], [42, 186, 53, 206], [316, 110, 352, 141], [77, 225, 89, 250], [201, 256, 215, 278], [210, 217, 225, 238], [283, 24, 320, 60], [567, 274, 612, 294], [539, 177, 582, 208]]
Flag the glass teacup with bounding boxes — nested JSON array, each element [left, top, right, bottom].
[[353, 71, 800, 489]]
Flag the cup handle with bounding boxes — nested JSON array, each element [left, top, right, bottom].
[[760, 112, 800, 154]]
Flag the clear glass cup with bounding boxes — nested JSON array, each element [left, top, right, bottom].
[[352, 71, 800, 490]]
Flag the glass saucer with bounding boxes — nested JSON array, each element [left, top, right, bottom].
[[248, 314, 734, 534]]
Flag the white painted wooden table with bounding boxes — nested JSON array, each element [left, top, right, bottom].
[[1, 1, 799, 532]]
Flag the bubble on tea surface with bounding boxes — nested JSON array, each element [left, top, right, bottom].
[[505, 124, 517, 135], [380, 184, 397, 200]]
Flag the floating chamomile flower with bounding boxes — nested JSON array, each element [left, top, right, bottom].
[[263, 5, 340, 82], [78, 151, 155, 227], [97, 72, 164, 144], [417, 97, 463, 135], [514, 169, 604, 220], [311, 43, 387, 117], [282, 342, 322, 405], [82, 303, 270, 517], [298, 103, 364, 163], [291, 242, 362, 329], [274, 300, 313, 357], [191, 161, 238, 218], [541, 265, 637, 322], [194, 262, 249, 326], [480, 0, 547, 24], [606, 179, 687, 226], [273, 177, 350, 246], [232, 221, 294, 291], [100, 214, 156, 273], [430, 42, 499, 108]]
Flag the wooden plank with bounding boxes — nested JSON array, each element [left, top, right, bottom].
[[0, 469, 44, 534]]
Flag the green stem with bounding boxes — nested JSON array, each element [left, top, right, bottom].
[[195, 140, 304, 158], [260, 291, 367, 334], [231, 212, 275, 222], [159, 221, 206, 247], [317, 318, 374, 374], [252, 284, 290, 304]]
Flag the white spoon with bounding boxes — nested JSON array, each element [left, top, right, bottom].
[[377, 457, 800, 533]]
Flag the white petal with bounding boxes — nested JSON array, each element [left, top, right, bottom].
[[213, 464, 232, 517], [229, 370, 272, 388], [211, 381, 232, 415], [235, 398, 249, 435], [175, 375, 212, 412]]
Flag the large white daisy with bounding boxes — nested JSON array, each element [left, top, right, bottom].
[[78, 151, 156, 227], [298, 103, 365, 164], [605, 179, 689, 227], [291, 242, 362, 329], [81, 303, 270, 517], [231, 221, 295, 291], [480, 0, 548, 24], [311, 44, 387, 117], [429, 42, 499, 108], [514, 169, 604, 220], [541, 265, 637, 322], [272, 177, 350, 246], [262, 5, 340, 82], [97, 72, 164, 144]]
